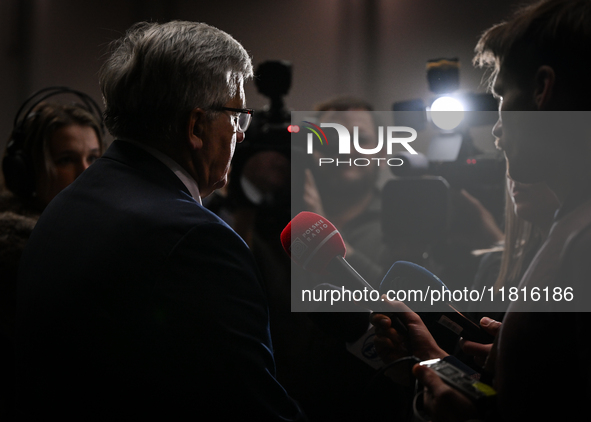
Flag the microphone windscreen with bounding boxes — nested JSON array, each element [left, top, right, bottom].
[[379, 261, 448, 294], [280, 211, 346, 273]]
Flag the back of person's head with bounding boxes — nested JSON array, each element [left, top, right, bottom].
[[2, 102, 104, 202], [313, 95, 381, 128], [474, 0, 591, 108], [99, 21, 253, 144]]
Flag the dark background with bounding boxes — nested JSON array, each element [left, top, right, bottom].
[[0, 0, 523, 153]]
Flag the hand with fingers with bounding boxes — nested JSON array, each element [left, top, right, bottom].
[[459, 316, 501, 369], [413, 363, 480, 422], [370, 297, 448, 364]]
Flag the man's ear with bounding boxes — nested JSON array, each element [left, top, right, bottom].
[[187, 108, 206, 150], [533, 65, 556, 110]]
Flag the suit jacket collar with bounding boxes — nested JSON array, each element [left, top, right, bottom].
[[103, 139, 196, 202]]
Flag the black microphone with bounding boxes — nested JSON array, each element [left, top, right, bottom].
[[379, 261, 494, 344]]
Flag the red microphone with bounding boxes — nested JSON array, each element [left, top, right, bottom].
[[281, 211, 374, 291]]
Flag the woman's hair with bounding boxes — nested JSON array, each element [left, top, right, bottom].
[[474, 0, 591, 106], [2, 101, 105, 199], [493, 187, 546, 292]]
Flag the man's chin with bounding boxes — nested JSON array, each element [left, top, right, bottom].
[[213, 178, 227, 191], [201, 178, 227, 198]]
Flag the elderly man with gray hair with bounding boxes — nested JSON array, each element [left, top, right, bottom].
[[16, 21, 306, 421]]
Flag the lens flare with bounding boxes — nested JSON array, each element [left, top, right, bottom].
[[429, 96, 464, 130]]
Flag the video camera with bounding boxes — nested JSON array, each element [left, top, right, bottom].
[[390, 58, 505, 192], [226, 60, 310, 237], [381, 58, 506, 290]]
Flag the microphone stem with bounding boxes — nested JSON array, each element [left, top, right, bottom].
[[328, 255, 376, 292]]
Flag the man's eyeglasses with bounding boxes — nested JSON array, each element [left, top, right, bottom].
[[219, 107, 254, 133]]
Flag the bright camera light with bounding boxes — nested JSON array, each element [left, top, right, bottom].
[[429, 96, 465, 131]]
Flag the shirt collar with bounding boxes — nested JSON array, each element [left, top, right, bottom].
[[121, 139, 202, 205]]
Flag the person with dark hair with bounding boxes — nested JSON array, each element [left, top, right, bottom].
[[305, 95, 399, 286], [375, 1, 591, 421], [16, 21, 305, 421], [1, 98, 104, 421], [2, 101, 104, 210], [1, 99, 104, 312]]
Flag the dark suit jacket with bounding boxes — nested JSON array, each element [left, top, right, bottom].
[[16, 140, 306, 420]]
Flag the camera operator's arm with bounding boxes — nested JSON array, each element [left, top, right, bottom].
[[370, 298, 447, 364]]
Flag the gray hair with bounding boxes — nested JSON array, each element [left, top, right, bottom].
[[99, 21, 253, 142]]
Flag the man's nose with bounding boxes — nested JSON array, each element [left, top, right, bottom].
[[236, 131, 245, 143]]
